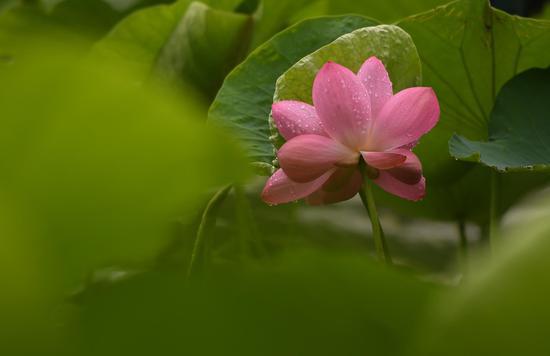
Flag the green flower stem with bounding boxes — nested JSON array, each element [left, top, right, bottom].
[[489, 170, 501, 251], [359, 174, 392, 264], [187, 185, 232, 279]]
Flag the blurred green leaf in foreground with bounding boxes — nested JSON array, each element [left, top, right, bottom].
[[0, 39, 250, 301], [412, 189, 550, 356], [74, 250, 440, 356]]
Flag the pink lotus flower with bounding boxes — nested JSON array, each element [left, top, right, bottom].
[[262, 57, 440, 206]]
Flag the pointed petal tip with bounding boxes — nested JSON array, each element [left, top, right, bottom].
[[420, 86, 440, 122], [417, 86, 439, 104], [320, 61, 333, 70], [365, 56, 383, 65], [430, 87, 440, 116], [410, 179, 426, 202], [361, 56, 387, 71], [261, 169, 333, 205], [413, 194, 425, 202], [357, 56, 392, 118], [271, 101, 283, 111], [408, 179, 426, 202], [260, 184, 278, 206], [416, 86, 439, 100], [319, 61, 349, 74], [374, 172, 426, 201], [260, 176, 276, 205]]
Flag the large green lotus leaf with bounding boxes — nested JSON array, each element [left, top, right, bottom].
[[412, 194, 550, 356], [0, 42, 249, 291], [449, 68, 550, 172], [209, 15, 378, 173], [91, 0, 252, 98]]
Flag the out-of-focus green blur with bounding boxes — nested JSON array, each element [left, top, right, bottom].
[[0, 38, 251, 354]]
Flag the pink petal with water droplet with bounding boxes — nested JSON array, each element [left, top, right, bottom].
[[271, 100, 327, 140], [278, 134, 358, 183], [306, 168, 362, 205], [361, 151, 406, 170], [261, 168, 333, 205], [357, 56, 393, 118], [367, 87, 440, 151], [312, 62, 371, 149]]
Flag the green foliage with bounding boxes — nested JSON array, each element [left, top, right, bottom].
[[0, 0, 175, 63], [92, 0, 254, 98], [0, 41, 250, 291], [209, 15, 378, 167], [0, 203, 62, 356], [540, 2, 550, 20], [413, 194, 550, 356], [0, 0, 123, 41], [90, 0, 325, 98], [450, 68, 550, 172], [74, 251, 440, 356]]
